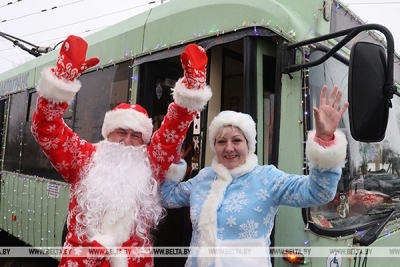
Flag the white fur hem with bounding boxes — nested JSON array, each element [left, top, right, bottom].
[[306, 130, 347, 170], [172, 78, 212, 111], [37, 67, 81, 103], [91, 234, 117, 248], [165, 160, 187, 183], [109, 251, 128, 267]]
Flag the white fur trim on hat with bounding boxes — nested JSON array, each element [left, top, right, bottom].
[[101, 105, 153, 144], [208, 111, 257, 153], [165, 159, 187, 183], [306, 130, 347, 170], [36, 67, 81, 104], [172, 77, 212, 111]]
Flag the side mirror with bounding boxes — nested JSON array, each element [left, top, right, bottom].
[[348, 42, 389, 142]]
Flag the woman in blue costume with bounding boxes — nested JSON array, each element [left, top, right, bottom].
[[162, 85, 348, 267]]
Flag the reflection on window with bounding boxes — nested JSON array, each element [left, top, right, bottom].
[[4, 93, 27, 172], [152, 77, 174, 132], [76, 62, 131, 142], [308, 51, 400, 233], [22, 92, 63, 180]]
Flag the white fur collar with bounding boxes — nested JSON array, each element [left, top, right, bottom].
[[197, 153, 258, 267]]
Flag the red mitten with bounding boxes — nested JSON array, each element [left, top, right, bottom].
[[181, 44, 207, 89], [52, 35, 100, 81]]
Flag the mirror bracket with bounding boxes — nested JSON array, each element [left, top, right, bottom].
[[384, 84, 396, 108], [281, 24, 395, 80]]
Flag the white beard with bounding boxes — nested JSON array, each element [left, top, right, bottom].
[[73, 141, 165, 248]]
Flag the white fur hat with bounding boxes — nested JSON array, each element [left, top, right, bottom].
[[101, 103, 153, 144], [208, 110, 257, 153]]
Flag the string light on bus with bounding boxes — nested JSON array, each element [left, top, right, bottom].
[[2, 1, 325, 79], [254, 26, 259, 36], [2, 173, 69, 244], [27, 14, 299, 74]]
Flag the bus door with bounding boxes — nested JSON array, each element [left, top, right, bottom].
[[137, 37, 279, 266], [206, 37, 279, 261], [139, 58, 194, 267], [204, 37, 277, 167]]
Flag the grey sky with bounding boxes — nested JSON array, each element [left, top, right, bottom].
[[0, 0, 399, 74], [0, 0, 164, 74], [341, 0, 400, 50]]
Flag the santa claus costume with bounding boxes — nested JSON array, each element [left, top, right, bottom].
[[31, 36, 212, 267]]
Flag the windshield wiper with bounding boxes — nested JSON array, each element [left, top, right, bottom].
[[367, 208, 395, 215], [355, 209, 400, 246]]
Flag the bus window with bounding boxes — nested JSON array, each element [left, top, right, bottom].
[[76, 61, 131, 143], [22, 91, 63, 180], [139, 57, 192, 267], [0, 98, 6, 167], [3, 93, 27, 172], [263, 54, 276, 165], [222, 43, 244, 112], [27, 90, 74, 128], [307, 51, 400, 234], [152, 75, 175, 131], [27, 91, 38, 123]]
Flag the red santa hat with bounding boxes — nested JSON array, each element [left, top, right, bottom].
[[101, 103, 153, 144], [208, 110, 257, 154]]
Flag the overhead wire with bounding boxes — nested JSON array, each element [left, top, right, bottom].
[[0, 0, 162, 42], [0, 0, 164, 70], [0, 0, 24, 9], [0, 25, 107, 52], [0, 0, 85, 23]]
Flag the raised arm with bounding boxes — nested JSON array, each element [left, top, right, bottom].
[[148, 44, 212, 181], [31, 35, 99, 183], [273, 86, 349, 206]]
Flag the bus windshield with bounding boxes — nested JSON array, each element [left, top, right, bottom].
[[307, 50, 400, 233]]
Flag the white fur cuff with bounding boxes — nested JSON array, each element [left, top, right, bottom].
[[36, 67, 81, 104], [306, 130, 347, 170], [172, 78, 212, 111], [165, 159, 187, 183]]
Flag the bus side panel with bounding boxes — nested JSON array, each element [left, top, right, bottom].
[[0, 172, 69, 248], [273, 70, 309, 266]]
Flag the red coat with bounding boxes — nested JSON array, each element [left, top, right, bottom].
[[31, 96, 196, 267]]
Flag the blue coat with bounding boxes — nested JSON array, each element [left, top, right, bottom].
[[161, 130, 347, 267]]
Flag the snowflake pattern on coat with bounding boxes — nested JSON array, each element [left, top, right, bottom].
[[161, 163, 341, 267], [32, 95, 196, 267]]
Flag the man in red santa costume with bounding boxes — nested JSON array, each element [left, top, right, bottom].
[[31, 35, 212, 267]]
